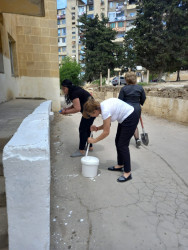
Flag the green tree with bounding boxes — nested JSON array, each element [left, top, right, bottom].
[[123, 29, 137, 71], [123, 0, 188, 80], [78, 14, 123, 82], [164, 0, 188, 80], [59, 57, 82, 86]]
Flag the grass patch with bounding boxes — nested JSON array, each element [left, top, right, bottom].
[[137, 82, 148, 86]]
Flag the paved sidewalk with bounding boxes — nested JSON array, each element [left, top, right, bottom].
[[50, 112, 188, 250], [0, 99, 45, 140]]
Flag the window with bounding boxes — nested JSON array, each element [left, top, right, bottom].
[[71, 7, 75, 10], [72, 22, 75, 25], [72, 50, 76, 53], [8, 34, 18, 76], [58, 30, 61, 36], [87, 14, 94, 19], [72, 45, 76, 48], [72, 32, 75, 34], [62, 37, 66, 43], [0, 31, 4, 73], [89, 5, 94, 11], [118, 22, 124, 27], [109, 2, 113, 8], [130, 12, 136, 17], [58, 48, 61, 52], [62, 19, 66, 24], [62, 47, 66, 52], [57, 20, 60, 25], [61, 28, 66, 35], [72, 12, 75, 20], [72, 36, 76, 39], [110, 23, 115, 28], [108, 12, 116, 22]]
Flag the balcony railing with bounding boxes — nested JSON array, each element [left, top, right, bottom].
[[87, 0, 93, 5], [57, 14, 65, 19]]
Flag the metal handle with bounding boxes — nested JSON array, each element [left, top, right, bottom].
[[85, 132, 93, 157]]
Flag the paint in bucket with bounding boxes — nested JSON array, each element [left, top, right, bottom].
[[81, 156, 99, 178]]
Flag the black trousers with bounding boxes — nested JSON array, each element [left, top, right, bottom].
[[79, 116, 95, 150], [115, 110, 140, 173]]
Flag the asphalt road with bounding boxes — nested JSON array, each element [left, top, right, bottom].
[[50, 112, 188, 250]]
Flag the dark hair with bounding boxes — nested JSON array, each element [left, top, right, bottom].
[[61, 79, 73, 88], [61, 79, 74, 105]]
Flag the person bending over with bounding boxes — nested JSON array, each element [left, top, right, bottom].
[[60, 79, 95, 157], [83, 97, 140, 183]]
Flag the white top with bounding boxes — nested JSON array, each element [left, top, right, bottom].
[[100, 98, 134, 124]]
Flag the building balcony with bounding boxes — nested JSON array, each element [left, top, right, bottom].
[[126, 15, 136, 21], [127, 4, 137, 10], [112, 37, 124, 43], [87, 0, 93, 5], [126, 26, 135, 32], [58, 51, 66, 56], [58, 42, 66, 47], [58, 24, 66, 28], [57, 14, 66, 19], [114, 26, 126, 32]]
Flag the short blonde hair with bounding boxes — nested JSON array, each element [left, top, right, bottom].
[[83, 97, 100, 119], [125, 72, 137, 85]]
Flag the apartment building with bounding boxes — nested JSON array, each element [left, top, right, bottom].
[[57, 0, 138, 70], [0, 0, 60, 110]]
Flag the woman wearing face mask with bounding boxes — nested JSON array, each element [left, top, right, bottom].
[[60, 79, 95, 157]]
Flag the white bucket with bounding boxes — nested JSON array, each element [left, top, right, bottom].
[[81, 156, 99, 178]]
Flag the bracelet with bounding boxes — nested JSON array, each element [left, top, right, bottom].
[[96, 127, 98, 131]]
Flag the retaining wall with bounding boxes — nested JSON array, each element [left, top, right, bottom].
[[84, 83, 188, 125], [3, 100, 52, 250]]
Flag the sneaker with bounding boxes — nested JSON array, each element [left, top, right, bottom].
[[136, 139, 141, 148]]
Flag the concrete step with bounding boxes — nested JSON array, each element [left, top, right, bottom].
[[0, 207, 8, 249], [0, 177, 6, 207]]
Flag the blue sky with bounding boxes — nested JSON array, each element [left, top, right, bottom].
[[57, 0, 66, 9], [57, 0, 87, 9]]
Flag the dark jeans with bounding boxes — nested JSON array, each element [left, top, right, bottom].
[[115, 110, 140, 173], [79, 116, 95, 150]]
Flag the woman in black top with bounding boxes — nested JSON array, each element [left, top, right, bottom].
[[118, 72, 146, 147], [60, 79, 95, 157]]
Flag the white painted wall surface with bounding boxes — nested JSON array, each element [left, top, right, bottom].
[[18, 76, 61, 111], [3, 100, 52, 250]]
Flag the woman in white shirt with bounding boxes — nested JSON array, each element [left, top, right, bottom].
[[83, 97, 140, 183]]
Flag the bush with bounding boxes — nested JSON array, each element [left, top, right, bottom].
[[92, 78, 106, 86], [59, 57, 82, 86]]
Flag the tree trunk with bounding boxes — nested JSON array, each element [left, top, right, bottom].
[[158, 71, 163, 82], [176, 70, 180, 81]]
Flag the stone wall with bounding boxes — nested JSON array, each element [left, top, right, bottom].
[[84, 82, 188, 125], [0, 0, 60, 111]]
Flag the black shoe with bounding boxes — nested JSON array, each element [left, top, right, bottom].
[[117, 174, 132, 183], [108, 166, 123, 172], [136, 139, 141, 148]]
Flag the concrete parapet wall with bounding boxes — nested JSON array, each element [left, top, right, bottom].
[[3, 100, 51, 250], [84, 84, 188, 124], [142, 96, 188, 124]]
